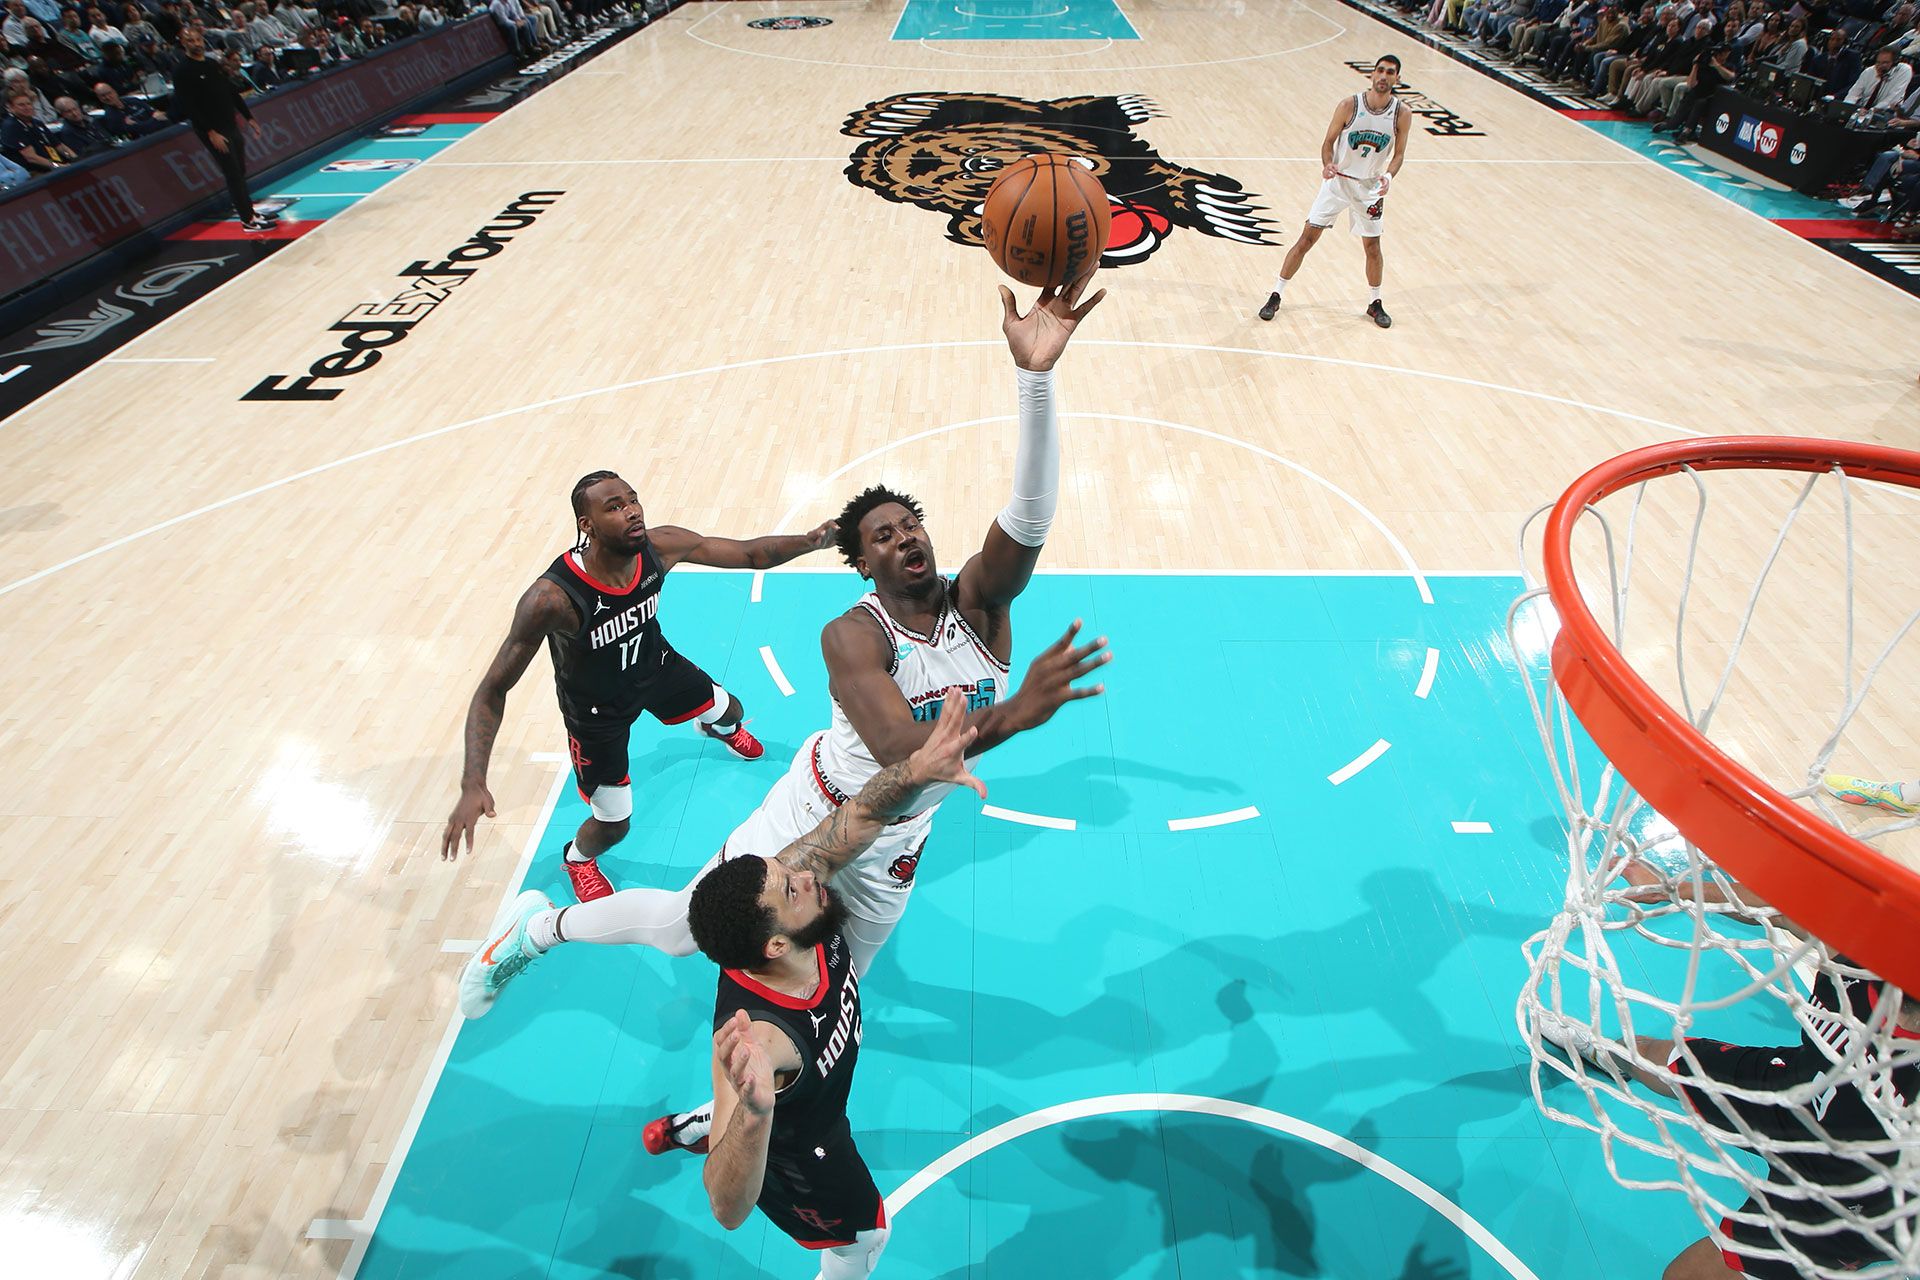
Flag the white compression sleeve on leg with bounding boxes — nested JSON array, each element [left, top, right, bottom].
[[546, 851, 728, 957], [994, 366, 1059, 548], [817, 1225, 890, 1279]]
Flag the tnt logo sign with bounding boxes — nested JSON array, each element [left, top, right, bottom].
[[1755, 122, 1783, 157]]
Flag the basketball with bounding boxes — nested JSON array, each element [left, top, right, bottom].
[[980, 154, 1112, 290]]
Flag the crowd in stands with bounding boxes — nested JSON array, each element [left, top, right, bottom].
[[0, 0, 630, 190], [1384, 0, 1920, 217]]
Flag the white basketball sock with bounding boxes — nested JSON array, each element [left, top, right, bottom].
[[1270, 275, 1290, 297], [1369, 286, 1383, 304], [1901, 779, 1920, 806], [525, 907, 564, 953]]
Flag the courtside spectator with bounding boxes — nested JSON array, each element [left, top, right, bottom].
[[250, 2, 296, 45], [1847, 45, 1913, 108], [2, 66, 55, 121], [1809, 26, 1863, 93], [56, 8, 100, 63], [92, 80, 166, 137], [1658, 35, 1739, 137], [1767, 15, 1811, 71], [52, 92, 111, 153], [489, 0, 539, 54], [91, 42, 142, 96], [248, 43, 283, 87], [220, 44, 258, 91], [85, 7, 125, 48], [2, 87, 72, 169]]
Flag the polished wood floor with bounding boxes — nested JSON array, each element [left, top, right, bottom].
[[0, 1, 1916, 1274]]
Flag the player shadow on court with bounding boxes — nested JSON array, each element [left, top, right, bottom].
[[1033, 946, 1530, 1276], [923, 1041, 1530, 1279], [874, 869, 1540, 1084]]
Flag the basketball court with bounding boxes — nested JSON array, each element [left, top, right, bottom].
[[1, 2, 1916, 1277]]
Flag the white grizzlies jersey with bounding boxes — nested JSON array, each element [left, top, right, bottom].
[[719, 585, 1009, 929], [1332, 92, 1398, 186], [814, 589, 1009, 804]]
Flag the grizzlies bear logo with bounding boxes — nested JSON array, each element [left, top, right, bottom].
[[842, 92, 1280, 267]]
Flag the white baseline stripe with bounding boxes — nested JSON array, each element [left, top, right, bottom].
[[1329, 738, 1391, 785], [307, 1219, 358, 1241], [884, 1094, 1540, 1280], [1167, 806, 1260, 831], [696, 0, 1343, 72], [1452, 821, 1494, 834], [981, 804, 1077, 831], [103, 357, 216, 363], [759, 645, 795, 697], [338, 766, 568, 1279], [1415, 647, 1440, 699]]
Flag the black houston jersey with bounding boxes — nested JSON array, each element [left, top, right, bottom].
[[1792, 963, 1918, 1141], [714, 931, 863, 1161], [538, 542, 668, 726], [1723, 959, 1920, 1204]]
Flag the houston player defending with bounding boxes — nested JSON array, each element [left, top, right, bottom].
[[441, 473, 835, 901], [1258, 55, 1412, 329], [465, 700, 986, 1278]]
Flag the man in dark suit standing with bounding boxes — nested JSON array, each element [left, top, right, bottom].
[[170, 25, 273, 230]]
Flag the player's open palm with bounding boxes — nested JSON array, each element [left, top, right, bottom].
[[716, 1010, 776, 1118], [999, 276, 1107, 373], [1016, 619, 1111, 727], [910, 692, 986, 798]]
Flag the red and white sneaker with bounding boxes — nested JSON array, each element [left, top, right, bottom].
[[700, 720, 764, 761], [642, 1105, 713, 1156], [563, 853, 613, 903]]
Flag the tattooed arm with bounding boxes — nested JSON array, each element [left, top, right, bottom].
[[777, 693, 984, 880], [442, 578, 578, 860]]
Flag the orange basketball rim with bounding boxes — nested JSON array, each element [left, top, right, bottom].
[[1541, 436, 1920, 993]]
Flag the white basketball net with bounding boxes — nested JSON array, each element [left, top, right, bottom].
[[1510, 459, 1920, 1279]]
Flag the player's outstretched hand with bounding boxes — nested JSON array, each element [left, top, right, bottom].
[[999, 275, 1107, 373], [715, 1010, 775, 1118], [1013, 619, 1111, 729], [802, 519, 838, 551], [442, 783, 496, 861], [908, 691, 986, 798]]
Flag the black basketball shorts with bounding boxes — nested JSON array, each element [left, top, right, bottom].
[[757, 1131, 886, 1250], [565, 647, 719, 801]]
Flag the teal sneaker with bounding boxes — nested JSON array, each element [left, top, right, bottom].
[[1822, 774, 1918, 816], [460, 889, 553, 1019]]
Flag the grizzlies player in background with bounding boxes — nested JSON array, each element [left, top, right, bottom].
[[440, 471, 836, 902], [1258, 55, 1412, 328]]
